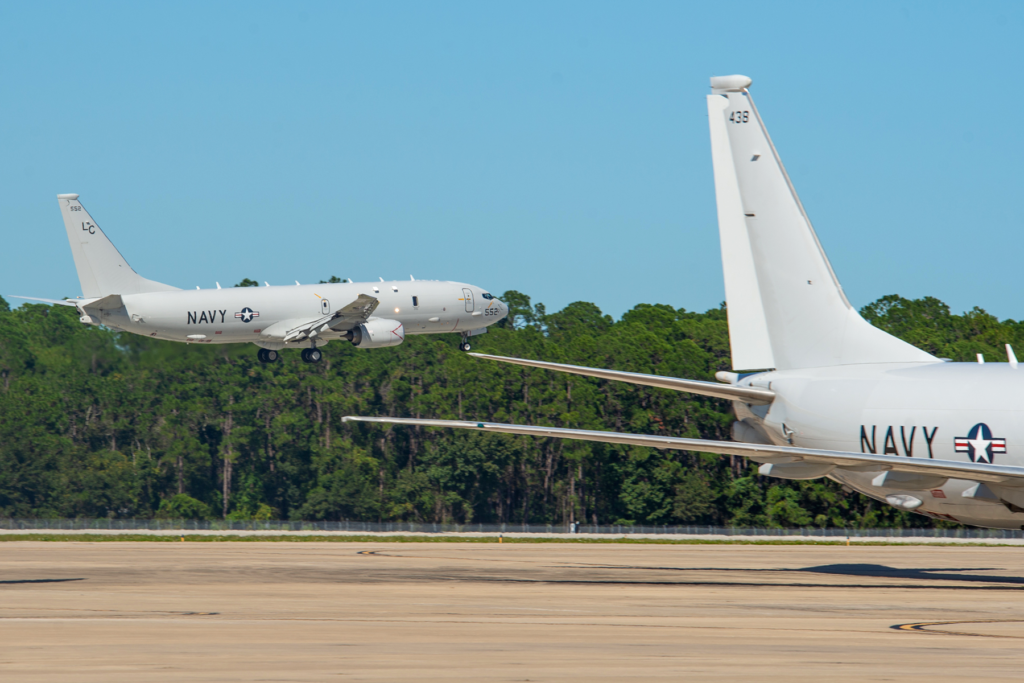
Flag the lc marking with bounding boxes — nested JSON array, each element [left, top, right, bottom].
[[187, 310, 227, 324], [860, 425, 938, 458]]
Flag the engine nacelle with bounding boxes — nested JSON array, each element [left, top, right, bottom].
[[346, 319, 405, 348]]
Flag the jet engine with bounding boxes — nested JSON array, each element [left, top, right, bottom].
[[346, 319, 405, 348]]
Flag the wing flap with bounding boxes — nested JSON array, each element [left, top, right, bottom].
[[341, 416, 1024, 485], [281, 294, 379, 341], [468, 353, 775, 405]]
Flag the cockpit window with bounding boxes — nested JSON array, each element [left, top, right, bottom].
[[481, 292, 494, 300]]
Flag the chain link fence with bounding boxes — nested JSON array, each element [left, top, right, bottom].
[[1, 517, 1022, 539]]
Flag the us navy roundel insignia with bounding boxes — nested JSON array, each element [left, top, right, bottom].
[[954, 423, 1006, 464], [234, 307, 259, 323]]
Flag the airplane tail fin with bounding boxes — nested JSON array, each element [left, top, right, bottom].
[[57, 194, 179, 298], [706, 76, 936, 371]]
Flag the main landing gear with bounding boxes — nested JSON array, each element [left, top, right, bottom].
[[257, 346, 322, 363]]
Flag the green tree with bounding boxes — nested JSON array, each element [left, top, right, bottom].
[[155, 493, 213, 520], [0, 292, 1004, 529]]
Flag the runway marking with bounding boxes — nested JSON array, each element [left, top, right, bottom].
[[892, 619, 1024, 638]]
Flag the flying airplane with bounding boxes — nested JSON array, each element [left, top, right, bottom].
[[345, 75, 1024, 530], [11, 195, 507, 362]]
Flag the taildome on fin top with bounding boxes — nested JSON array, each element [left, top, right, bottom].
[[57, 194, 179, 298], [706, 77, 936, 371]]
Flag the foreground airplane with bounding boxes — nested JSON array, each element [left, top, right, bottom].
[[12, 195, 507, 362], [346, 75, 1024, 530]]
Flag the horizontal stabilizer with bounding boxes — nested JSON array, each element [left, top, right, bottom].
[[468, 353, 775, 405], [7, 294, 124, 311], [7, 296, 79, 307], [342, 416, 1024, 486]]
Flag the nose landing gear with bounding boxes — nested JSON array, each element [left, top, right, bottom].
[[458, 333, 471, 352], [301, 347, 323, 363], [257, 348, 279, 363]]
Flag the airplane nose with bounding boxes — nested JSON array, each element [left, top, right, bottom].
[[496, 300, 509, 320]]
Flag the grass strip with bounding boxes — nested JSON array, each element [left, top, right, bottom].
[[0, 533, 1018, 547]]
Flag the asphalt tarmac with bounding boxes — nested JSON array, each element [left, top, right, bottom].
[[2, 541, 1024, 681]]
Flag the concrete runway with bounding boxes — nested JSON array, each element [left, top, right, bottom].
[[2, 542, 1024, 681]]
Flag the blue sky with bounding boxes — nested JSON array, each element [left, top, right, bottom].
[[2, 1, 1023, 320]]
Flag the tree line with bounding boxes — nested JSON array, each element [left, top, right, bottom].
[[0, 287, 1019, 528]]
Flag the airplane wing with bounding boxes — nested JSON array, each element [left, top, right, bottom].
[[467, 353, 774, 405], [282, 294, 379, 342], [341, 416, 1024, 487]]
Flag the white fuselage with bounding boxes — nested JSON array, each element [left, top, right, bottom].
[[734, 362, 1024, 528], [90, 280, 506, 348]]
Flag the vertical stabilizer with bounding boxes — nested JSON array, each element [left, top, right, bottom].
[[706, 77, 936, 370], [57, 194, 179, 298], [707, 78, 775, 371]]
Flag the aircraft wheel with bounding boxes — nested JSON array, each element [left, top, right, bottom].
[[257, 348, 268, 362], [265, 349, 279, 362], [459, 342, 471, 352], [308, 348, 323, 363]]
